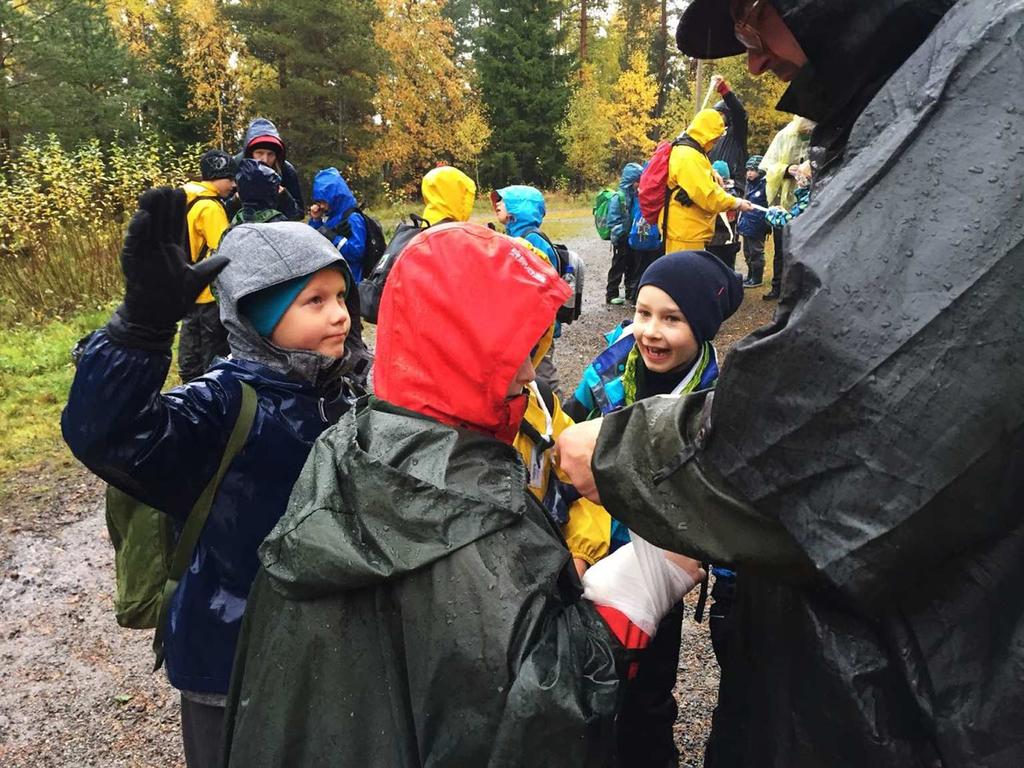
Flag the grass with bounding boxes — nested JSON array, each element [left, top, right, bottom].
[[0, 306, 114, 496]]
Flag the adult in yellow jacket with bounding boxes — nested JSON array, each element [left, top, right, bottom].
[[179, 150, 237, 382], [421, 165, 477, 225], [665, 109, 751, 254], [513, 322, 612, 578]]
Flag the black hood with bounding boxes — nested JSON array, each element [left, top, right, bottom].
[[678, 0, 957, 156]]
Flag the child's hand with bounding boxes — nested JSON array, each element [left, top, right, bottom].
[[114, 187, 230, 340]]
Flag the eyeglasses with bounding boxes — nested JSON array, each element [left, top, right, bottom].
[[730, 0, 766, 54]]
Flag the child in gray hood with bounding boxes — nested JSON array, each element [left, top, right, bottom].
[[62, 188, 361, 767]]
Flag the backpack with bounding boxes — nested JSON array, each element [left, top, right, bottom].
[[637, 135, 705, 231], [627, 195, 664, 251], [105, 382, 257, 668], [521, 227, 585, 324], [592, 188, 618, 240], [316, 207, 388, 277], [358, 212, 431, 324]]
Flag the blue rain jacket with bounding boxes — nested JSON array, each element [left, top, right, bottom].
[[606, 163, 644, 243], [737, 175, 770, 238], [62, 334, 339, 695], [499, 185, 558, 271], [309, 168, 368, 282]]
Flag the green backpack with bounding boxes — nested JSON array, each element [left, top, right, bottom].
[[593, 188, 618, 241], [105, 382, 257, 667]]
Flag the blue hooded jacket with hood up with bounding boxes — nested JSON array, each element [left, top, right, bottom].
[[497, 185, 558, 271], [61, 223, 360, 697], [237, 118, 304, 219], [309, 168, 368, 282], [606, 163, 643, 243]]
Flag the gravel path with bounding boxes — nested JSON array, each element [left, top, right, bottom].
[[0, 221, 774, 767]]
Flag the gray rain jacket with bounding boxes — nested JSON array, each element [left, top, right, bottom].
[[597, 1, 1024, 765]]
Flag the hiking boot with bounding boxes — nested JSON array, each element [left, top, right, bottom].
[[606, 296, 625, 305], [743, 278, 763, 288], [762, 289, 780, 300]]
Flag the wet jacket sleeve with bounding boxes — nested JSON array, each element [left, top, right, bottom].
[[669, 146, 740, 215], [61, 330, 236, 520], [592, 392, 813, 580], [551, 396, 611, 565], [280, 162, 304, 218], [722, 89, 748, 139]]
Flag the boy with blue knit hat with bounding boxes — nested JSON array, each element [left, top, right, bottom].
[[565, 249, 743, 767], [62, 188, 361, 767]]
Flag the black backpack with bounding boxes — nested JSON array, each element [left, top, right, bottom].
[[358, 212, 431, 324], [316, 206, 388, 277], [519, 227, 585, 325]]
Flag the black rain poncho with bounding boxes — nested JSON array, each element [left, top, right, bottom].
[[221, 401, 622, 767], [594, 0, 1024, 765]]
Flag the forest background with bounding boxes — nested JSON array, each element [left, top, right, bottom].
[[0, 0, 789, 489]]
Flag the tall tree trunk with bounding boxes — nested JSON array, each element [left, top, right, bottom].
[[579, 0, 587, 63], [654, 0, 669, 118]]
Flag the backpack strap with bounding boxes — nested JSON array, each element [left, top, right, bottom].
[[519, 227, 561, 273], [184, 195, 226, 263], [662, 135, 706, 235], [151, 381, 258, 670]]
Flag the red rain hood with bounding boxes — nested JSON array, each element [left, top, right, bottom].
[[375, 223, 571, 444]]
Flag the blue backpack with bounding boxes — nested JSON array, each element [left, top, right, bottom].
[[627, 194, 663, 251]]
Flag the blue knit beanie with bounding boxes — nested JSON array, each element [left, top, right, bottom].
[[638, 251, 743, 345], [240, 262, 350, 337]]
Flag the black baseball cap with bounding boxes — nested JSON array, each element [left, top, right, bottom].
[[676, 0, 747, 59]]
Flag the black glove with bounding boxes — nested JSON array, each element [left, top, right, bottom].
[[106, 187, 230, 350]]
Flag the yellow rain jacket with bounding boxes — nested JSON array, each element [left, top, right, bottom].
[[514, 324, 612, 567], [183, 181, 230, 304], [665, 109, 741, 253], [421, 166, 477, 225], [760, 116, 815, 210]]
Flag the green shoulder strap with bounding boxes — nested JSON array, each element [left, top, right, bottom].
[[152, 381, 258, 670]]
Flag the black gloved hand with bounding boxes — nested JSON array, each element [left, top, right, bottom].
[[107, 187, 230, 350]]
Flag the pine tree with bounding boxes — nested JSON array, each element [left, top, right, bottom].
[[475, 0, 571, 187], [230, 0, 382, 182]]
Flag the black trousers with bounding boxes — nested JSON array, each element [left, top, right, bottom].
[[630, 249, 663, 302], [742, 235, 766, 282], [770, 226, 786, 293], [178, 303, 229, 383], [607, 239, 638, 300], [180, 695, 225, 768], [617, 602, 685, 768], [707, 243, 741, 271]]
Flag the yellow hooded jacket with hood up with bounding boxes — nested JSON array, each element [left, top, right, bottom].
[[421, 166, 477, 225], [665, 109, 741, 253], [183, 180, 230, 304], [513, 310, 612, 567]]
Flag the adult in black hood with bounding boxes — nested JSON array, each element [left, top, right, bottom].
[[232, 117, 304, 220], [707, 75, 749, 194], [555, 1, 1024, 766], [679, 0, 956, 174]]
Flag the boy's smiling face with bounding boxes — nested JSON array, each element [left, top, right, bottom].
[[270, 268, 350, 358], [633, 285, 699, 373]]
